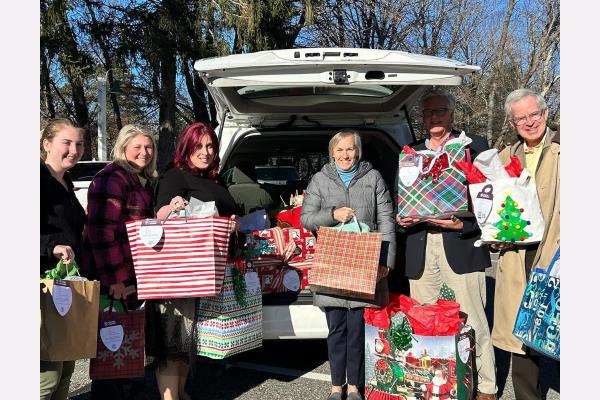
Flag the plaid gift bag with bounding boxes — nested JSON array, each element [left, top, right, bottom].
[[126, 216, 233, 299], [197, 264, 263, 359], [309, 220, 382, 300], [89, 299, 145, 380], [397, 133, 470, 219], [513, 247, 560, 360]]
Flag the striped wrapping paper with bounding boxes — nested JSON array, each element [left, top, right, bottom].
[[309, 227, 382, 300], [196, 265, 263, 359], [125, 216, 232, 300], [397, 145, 469, 218]]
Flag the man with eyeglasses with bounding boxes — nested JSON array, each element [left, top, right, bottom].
[[491, 88, 560, 400], [396, 88, 498, 400]]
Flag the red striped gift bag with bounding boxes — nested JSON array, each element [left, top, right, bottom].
[[309, 227, 382, 300], [126, 216, 233, 299]]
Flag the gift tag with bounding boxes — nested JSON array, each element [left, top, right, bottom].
[[139, 219, 163, 248], [458, 337, 471, 364], [244, 271, 261, 294], [473, 184, 494, 224], [283, 269, 300, 292], [52, 280, 72, 316], [100, 320, 125, 352], [399, 154, 422, 186]]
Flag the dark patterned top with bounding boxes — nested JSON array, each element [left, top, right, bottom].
[[83, 162, 154, 288]]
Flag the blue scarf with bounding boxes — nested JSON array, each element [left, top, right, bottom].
[[336, 162, 359, 187]]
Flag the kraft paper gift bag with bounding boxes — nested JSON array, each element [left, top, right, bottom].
[[126, 216, 233, 299], [40, 278, 100, 361]]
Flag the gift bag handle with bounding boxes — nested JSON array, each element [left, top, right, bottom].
[[107, 297, 129, 314], [337, 215, 362, 233]]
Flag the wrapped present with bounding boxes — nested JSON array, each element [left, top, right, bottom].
[[197, 263, 263, 359], [513, 247, 560, 360], [309, 222, 382, 300], [89, 299, 145, 380], [365, 294, 474, 400], [126, 216, 233, 299], [456, 149, 545, 244], [397, 132, 471, 219], [244, 226, 296, 260], [288, 259, 313, 291], [40, 279, 100, 361], [282, 227, 316, 263]]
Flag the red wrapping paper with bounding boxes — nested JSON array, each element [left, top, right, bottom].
[[364, 294, 463, 336]]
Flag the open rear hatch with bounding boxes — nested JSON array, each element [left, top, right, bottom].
[[194, 48, 480, 125]]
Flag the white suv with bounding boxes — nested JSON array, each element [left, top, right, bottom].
[[194, 48, 479, 339]]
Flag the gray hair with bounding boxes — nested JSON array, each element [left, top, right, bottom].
[[328, 129, 362, 161], [112, 124, 158, 179], [504, 88, 547, 118], [421, 88, 456, 111]]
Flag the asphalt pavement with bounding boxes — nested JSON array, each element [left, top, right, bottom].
[[68, 264, 560, 400]]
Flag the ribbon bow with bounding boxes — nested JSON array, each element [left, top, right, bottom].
[[421, 152, 450, 183]]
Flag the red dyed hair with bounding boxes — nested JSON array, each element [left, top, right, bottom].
[[169, 122, 222, 183]]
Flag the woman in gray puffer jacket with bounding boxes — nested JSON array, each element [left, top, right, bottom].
[[301, 129, 396, 400]]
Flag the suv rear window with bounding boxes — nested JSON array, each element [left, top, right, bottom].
[[68, 162, 108, 181]]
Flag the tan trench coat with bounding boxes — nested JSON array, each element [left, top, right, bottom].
[[491, 127, 560, 354]]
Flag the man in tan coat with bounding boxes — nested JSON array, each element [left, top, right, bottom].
[[491, 88, 560, 399]]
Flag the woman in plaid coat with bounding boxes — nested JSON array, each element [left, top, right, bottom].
[[301, 129, 396, 400], [83, 124, 165, 399]]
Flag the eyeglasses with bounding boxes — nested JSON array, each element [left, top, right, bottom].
[[511, 110, 545, 126], [422, 108, 449, 118]]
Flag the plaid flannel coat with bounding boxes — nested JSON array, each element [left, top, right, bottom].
[[301, 161, 396, 308], [83, 162, 154, 289]]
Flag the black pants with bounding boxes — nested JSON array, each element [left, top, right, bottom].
[[324, 307, 365, 387], [512, 350, 541, 400]]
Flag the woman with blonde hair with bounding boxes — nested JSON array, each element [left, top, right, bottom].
[[40, 118, 86, 400], [83, 124, 179, 399]]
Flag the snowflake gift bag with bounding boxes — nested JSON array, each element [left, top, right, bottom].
[[89, 300, 145, 380], [456, 149, 545, 244]]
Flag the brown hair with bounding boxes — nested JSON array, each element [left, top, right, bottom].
[[40, 118, 84, 160]]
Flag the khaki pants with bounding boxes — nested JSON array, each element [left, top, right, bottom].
[[40, 360, 75, 400], [409, 233, 497, 395]]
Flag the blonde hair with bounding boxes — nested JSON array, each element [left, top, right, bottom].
[[40, 118, 84, 160], [328, 129, 362, 161], [112, 124, 158, 179]]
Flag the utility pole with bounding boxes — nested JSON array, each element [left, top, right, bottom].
[[97, 75, 107, 161]]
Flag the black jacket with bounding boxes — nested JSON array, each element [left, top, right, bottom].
[[40, 162, 86, 274], [400, 131, 491, 277]]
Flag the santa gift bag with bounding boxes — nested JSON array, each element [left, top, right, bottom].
[[89, 299, 145, 380], [309, 218, 382, 300], [126, 216, 233, 299], [364, 294, 475, 400], [468, 170, 545, 245], [397, 132, 471, 219], [196, 263, 263, 359], [40, 278, 100, 361], [513, 247, 560, 360]]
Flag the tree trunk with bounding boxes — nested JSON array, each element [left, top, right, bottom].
[[41, 48, 56, 119], [182, 57, 210, 122], [157, 53, 177, 171], [484, 0, 516, 146]]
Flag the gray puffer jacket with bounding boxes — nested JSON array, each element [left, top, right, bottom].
[[300, 160, 396, 309]]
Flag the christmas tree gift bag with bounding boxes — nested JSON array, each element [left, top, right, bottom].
[[309, 218, 382, 300], [196, 263, 263, 359], [397, 132, 471, 219], [40, 278, 101, 361], [89, 299, 145, 380], [364, 294, 475, 400], [468, 169, 545, 244], [513, 247, 560, 360]]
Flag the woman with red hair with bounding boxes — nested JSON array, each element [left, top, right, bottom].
[[148, 122, 237, 400]]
